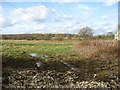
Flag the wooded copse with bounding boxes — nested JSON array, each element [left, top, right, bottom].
[[78, 26, 94, 37]]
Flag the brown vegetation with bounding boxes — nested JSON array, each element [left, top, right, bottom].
[[74, 40, 119, 60], [72, 40, 119, 87]]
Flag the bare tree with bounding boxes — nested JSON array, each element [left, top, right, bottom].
[[78, 26, 93, 37]]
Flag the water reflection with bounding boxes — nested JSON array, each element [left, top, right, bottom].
[[61, 61, 78, 72], [30, 53, 48, 58], [30, 53, 48, 69]]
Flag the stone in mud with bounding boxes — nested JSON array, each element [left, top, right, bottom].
[[36, 61, 45, 70]]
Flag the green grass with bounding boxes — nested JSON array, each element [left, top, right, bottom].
[[2, 40, 80, 75], [3, 40, 79, 58]]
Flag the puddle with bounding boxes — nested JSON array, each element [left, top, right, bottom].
[[30, 53, 48, 69], [30, 53, 48, 58], [30, 53, 78, 71], [60, 61, 78, 72], [71, 67, 77, 71], [30, 53, 37, 57]]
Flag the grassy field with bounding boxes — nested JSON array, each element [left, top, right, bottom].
[[3, 40, 78, 57], [2, 40, 80, 68], [2, 40, 119, 88]]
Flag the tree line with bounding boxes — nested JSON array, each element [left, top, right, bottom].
[[2, 26, 114, 40]]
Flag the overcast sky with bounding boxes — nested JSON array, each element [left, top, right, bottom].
[[0, 0, 118, 35]]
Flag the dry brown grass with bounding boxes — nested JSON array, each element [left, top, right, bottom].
[[74, 40, 120, 60], [73, 40, 119, 85]]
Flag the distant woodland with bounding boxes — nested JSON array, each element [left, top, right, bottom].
[[2, 34, 114, 40]]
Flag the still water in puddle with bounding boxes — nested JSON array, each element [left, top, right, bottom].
[[61, 61, 78, 72], [30, 53, 48, 68], [30, 53, 48, 58], [30, 53, 78, 71]]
